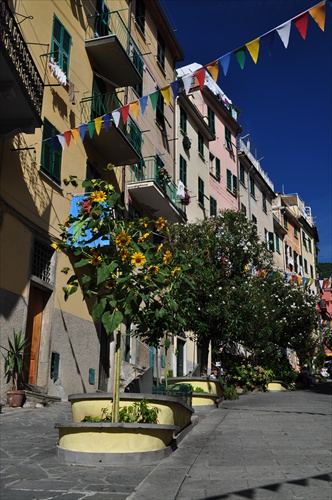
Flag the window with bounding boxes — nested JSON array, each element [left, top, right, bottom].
[[304, 258, 308, 274], [310, 265, 314, 278], [268, 232, 274, 252], [94, 0, 110, 37], [157, 32, 165, 71], [302, 230, 307, 248], [225, 126, 233, 152], [275, 234, 280, 253], [198, 177, 205, 206], [198, 131, 204, 157], [41, 118, 62, 183], [210, 196, 217, 216], [262, 193, 267, 213], [294, 227, 298, 238], [207, 106, 215, 134], [283, 214, 288, 229], [215, 157, 220, 181], [180, 107, 187, 134], [294, 251, 298, 273], [241, 203, 247, 215], [179, 155, 187, 186], [210, 154, 220, 181], [132, 47, 144, 97], [226, 169, 238, 197], [308, 238, 312, 253], [240, 164, 246, 186], [156, 91, 165, 129], [135, 0, 145, 35], [249, 177, 255, 198], [32, 240, 54, 283], [252, 214, 257, 226], [51, 16, 71, 77]]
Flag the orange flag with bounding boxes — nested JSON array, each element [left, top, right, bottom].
[[130, 101, 140, 120], [160, 86, 171, 106], [309, 1, 326, 31], [246, 38, 260, 63], [206, 60, 219, 82], [71, 128, 80, 144], [94, 116, 103, 136]]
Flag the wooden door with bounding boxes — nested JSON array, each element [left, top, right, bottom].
[[24, 286, 45, 385]]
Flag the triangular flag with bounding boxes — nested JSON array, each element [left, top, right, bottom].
[[319, 279, 324, 289], [234, 47, 246, 69], [309, 278, 314, 286], [182, 74, 192, 94], [206, 59, 219, 81], [87, 122, 95, 138], [293, 12, 309, 39], [297, 276, 302, 285], [51, 135, 59, 151], [302, 277, 307, 285], [160, 85, 171, 105], [130, 100, 140, 120], [139, 95, 148, 114], [309, 1, 326, 31], [103, 114, 111, 132], [57, 134, 65, 150], [261, 31, 275, 56], [276, 21, 292, 48], [94, 116, 103, 135], [149, 90, 159, 110], [194, 68, 206, 89], [219, 53, 231, 76], [71, 128, 80, 144], [112, 109, 121, 128], [170, 80, 182, 100], [246, 38, 260, 63], [292, 275, 297, 283], [63, 130, 72, 147], [79, 123, 87, 141], [120, 104, 130, 125]]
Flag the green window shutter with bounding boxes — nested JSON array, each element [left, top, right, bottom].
[[198, 177, 204, 205], [52, 16, 71, 77], [240, 164, 246, 185], [207, 106, 215, 134], [198, 131, 204, 156], [276, 234, 280, 252], [180, 155, 187, 186], [215, 157, 220, 181], [232, 175, 237, 196], [210, 196, 217, 216], [268, 232, 274, 252], [180, 107, 187, 133], [41, 118, 62, 184], [226, 169, 232, 191]]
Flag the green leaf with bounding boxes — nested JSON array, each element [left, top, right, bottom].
[[72, 219, 88, 241], [92, 298, 107, 321], [97, 262, 118, 285], [102, 309, 123, 334], [74, 258, 91, 268]]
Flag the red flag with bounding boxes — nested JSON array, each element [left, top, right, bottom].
[[120, 104, 130, 125], [194, 68, 206, 89], [293, 12, 309, 39], [64, 130, 72, 147]]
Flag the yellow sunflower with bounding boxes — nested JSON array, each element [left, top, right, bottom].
[[155, 216, 165, 230], [115, 232, 132, 247], [148, 265, 159, 274], [63, 217, 71, 228], [157, 243, 163, 253], [51, 242, 61, 253], [131, 252, 146, 267], [138, 232, 150, 243], [89, 255, 102, 266], [119, 248, 129, 262], [171, 266, 181, 277], [90, 190, 107, 203], [163, 250, 172, 264]]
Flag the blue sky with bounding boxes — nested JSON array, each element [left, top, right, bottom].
[[161, 0, 332, 264]]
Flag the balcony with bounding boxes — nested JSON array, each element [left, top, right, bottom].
[[0, 0, 43, 138], [85, 11, 143, 88], [128, 158, 187, 223], [80, 92, 142, 165]]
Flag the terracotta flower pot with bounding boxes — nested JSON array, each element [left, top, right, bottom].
[[7, 390, 25, 407]]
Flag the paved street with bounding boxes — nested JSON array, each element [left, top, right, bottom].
[[1, 384, 331, 500]]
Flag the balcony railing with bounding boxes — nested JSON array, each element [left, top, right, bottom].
[[86, 10, 143, 79], [80, 92, 142, 156], [0, 0, 43, 116], [128, 157, 187, 218]]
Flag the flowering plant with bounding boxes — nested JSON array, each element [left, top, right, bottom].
[[158, 167, 172, 188], [227, 361, 274, 392]]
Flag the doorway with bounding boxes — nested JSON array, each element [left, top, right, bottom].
[[177, 338, 185, 376]]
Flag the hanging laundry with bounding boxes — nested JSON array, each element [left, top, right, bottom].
[[68, 81, 76, 104], [48, 57, 67, 86], [177, 180, 185, 199]]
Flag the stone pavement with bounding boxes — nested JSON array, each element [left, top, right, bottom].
[[1, 384, 331, 500]]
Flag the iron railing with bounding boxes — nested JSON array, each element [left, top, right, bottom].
[[86, 10, 143, 78], [0, 0, 43, 116], [80, 92, 142, 156], [128, 157, 187, 217]]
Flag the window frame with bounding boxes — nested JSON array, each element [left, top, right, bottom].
[[135, 0, 146, 35], [157, 31, 165, 71], [51, 15, 72, 77], [210, 196, 217, 216], [180, 107, 187, 134], [207, 106, 215, 134], [156, 91, 165, 130], [41, 118, 62, 184], [239, 163, 246, 186], [275, 233, 280, 253], [179, 155, 187, 186], [262, 193, 267, 213], [198, 131, 204, 157], [225, 126, 233, 152], [198, 176, 205, 206], [249, 177, 256, 199]]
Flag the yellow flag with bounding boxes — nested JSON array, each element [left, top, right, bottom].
[[94, 116, 103, 136], [297, 276, 302, 285], [130, 101, 140, 120], [160, 86, 171, 106], [71, 128, 80, 144], [246, 38, 260, 64], [206, 60, 219, 82], [309, 1, 326, 31]]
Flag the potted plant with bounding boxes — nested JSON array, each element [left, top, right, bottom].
[[1, 330, 28, 407]]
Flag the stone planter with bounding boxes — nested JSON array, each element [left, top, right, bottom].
[[167, 377, 224, 407], [55, 393, 195, 464], [7, 389, 25, 407]]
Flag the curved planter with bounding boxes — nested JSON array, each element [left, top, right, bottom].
[[55, 393, 195, 464], [168, 377, 224, 407], [267, 380, 290, 391]]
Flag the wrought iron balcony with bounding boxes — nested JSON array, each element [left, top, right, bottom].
[[85, 10, 143, 88], [80, 92, 142, 166], [128, 157, 187, 223], [0, 0, 43, 138]]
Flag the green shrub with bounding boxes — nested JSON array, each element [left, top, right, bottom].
[[81, 399, 159, 424], [227, 362, 274, 392], [193, 387, 205, 393], [222, 384, 239, 400]]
